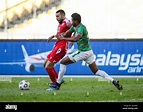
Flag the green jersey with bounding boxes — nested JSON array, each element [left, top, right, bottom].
[[70, 24, 92, 52]]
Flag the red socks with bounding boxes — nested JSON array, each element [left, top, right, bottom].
[[46, 67, 58, 83]]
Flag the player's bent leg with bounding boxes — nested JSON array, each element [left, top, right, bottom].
[[44, 60, 58, 83], [89, 62, 123, 90], [89, 61, 114, 82], [46, 67, 58, 83]]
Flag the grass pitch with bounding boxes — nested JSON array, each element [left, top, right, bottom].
[[0, 76, 143, 102]]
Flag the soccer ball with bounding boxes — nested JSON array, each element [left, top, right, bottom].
[[19, 80, 30, 90]]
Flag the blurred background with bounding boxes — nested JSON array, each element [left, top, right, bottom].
[[0, 0, 143, 40]]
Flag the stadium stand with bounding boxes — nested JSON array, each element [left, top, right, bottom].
[[0, 0, 61, 30], [0, 0, 143, 39], [0, 0, 62, 39]]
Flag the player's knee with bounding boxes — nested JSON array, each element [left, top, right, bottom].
[[89, 62, 98, 74], [60, 59, 67, 65], [45, 61, 54, 68], [45, 64, 52, 68], [60, 56, 71, 65]]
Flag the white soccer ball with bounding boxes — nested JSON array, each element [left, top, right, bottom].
[[19, 80, 30, 90]]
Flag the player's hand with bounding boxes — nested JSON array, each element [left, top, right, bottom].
[[47, 35, 55, 42], [69, 42, 73, 46]]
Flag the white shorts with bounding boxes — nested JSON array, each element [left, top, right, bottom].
[[68, 50, 95, 65]]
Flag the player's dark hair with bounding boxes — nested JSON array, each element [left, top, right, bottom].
[[56, 9, 65, 15], [71, 13, 81, 23]]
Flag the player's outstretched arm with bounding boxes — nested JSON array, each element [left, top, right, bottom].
[[47, 35, 55, 42]]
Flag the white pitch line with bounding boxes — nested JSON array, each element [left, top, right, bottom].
[[0, 75, 143, 78]]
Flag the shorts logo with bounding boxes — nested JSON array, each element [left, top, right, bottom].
[[56, 48, 61, 54]]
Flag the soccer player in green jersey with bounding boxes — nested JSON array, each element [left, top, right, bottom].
[[48, 13, 123, 91]]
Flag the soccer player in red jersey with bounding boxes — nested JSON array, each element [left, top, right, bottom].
[[43, 9, 72, 88]]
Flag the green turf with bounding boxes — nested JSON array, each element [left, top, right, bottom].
[[0, 77, 143, 102]]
